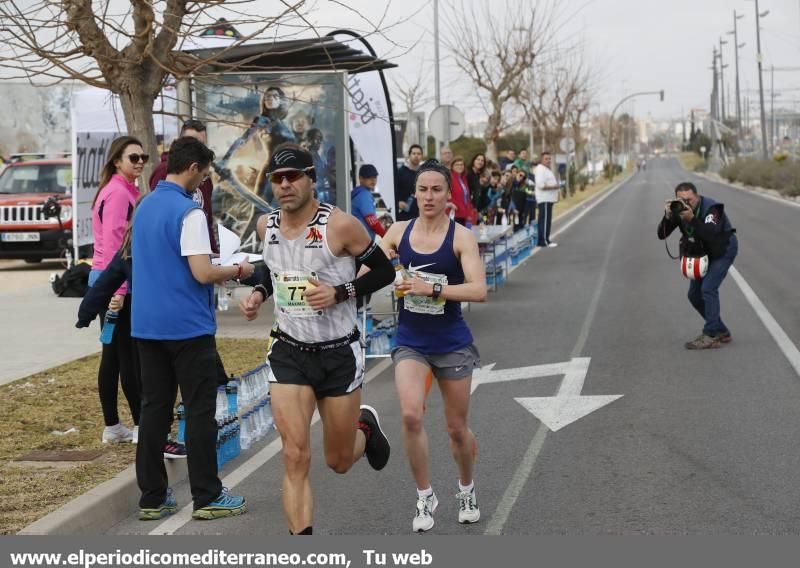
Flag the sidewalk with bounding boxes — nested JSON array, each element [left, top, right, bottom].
[[0, 281, 396, 387], [0, 285, 101, 387]]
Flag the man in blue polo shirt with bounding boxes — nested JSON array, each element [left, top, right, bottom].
[[132, 137, 255, 521], [351, 164, 386, 240]]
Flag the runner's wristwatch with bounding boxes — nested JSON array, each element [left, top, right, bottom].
[[431, 283, 443, 299]]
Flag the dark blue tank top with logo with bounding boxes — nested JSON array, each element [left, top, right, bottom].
[[396, 219, 474, 355]]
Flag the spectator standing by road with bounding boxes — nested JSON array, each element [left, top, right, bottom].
[[448, 157, 474, 226], [351, 164, 386, 240], [513, 149, 532, 175], [533, 152, 560, 247], [466, 154, 487, 214], [439, 146, 454, 169], [90, 136, 144, 444], [498, 149, 516, 171], [150, 119, 217, 253], [396, 144, 424, 221]]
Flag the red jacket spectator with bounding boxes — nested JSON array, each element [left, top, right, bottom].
[[449, 158, 477, 224]]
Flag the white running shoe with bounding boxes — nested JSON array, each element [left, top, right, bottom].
[[132, 425, 139, 444], [457, 488, 480, 524], [412, 492, 438, 533], [546, 242, 558, 248], [102, 423, 133, 444]]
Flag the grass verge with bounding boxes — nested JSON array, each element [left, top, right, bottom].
[[678, 152, 705, 172], [0, 337, 268, 535]]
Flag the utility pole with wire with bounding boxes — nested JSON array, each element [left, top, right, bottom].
[[719, 38, 729, 122], [727, 9, 745, 143], [754, 0, 769, 159]]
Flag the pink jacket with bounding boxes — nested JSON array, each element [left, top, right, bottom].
[[92, 174, 139, 294]]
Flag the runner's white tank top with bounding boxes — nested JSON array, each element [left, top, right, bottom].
[[262, 203, 357, 343]]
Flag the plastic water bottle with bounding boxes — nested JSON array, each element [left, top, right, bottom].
[[99, 310, 119, 344], [240, 410, 252, 450], [218, 286, 230, 311], [215, 386, 227, 469], [226, 378, 238, 416], [176, 401, 186, 445]]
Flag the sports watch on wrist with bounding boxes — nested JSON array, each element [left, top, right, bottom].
[[431, 282, 443, 299]]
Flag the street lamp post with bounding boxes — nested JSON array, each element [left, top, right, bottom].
[[754, 0, 769, 159], [727, 10, 745, 145], [607, 90, 664, 178], [719, 38, 729, 122]]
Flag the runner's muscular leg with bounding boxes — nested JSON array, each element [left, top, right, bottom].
[[317, 389, 364, 473], [395, 358, 433, 490], [438, 374, 475, 486], [271, 383, 317, 533]]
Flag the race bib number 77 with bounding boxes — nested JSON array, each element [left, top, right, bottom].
[[274, 270, 321, 318]]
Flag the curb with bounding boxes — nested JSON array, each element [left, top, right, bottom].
[[691, 170, 800, 209], [19, 459, 188, 535]]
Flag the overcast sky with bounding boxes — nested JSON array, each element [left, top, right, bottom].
[[303, 0, 800, 123]]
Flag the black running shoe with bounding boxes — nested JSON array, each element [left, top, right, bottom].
[[358, 405, 390, 471]]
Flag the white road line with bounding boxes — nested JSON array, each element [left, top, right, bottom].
[[729, 266, 800, 378], [485, 174, 634, 534], [148, 357, 394, 535]]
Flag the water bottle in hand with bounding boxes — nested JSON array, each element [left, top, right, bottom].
[[99, 310, 119, 345]]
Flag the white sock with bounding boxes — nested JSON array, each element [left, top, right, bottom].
[[459, 480, 474, 493], [417, 487, 434, 499]]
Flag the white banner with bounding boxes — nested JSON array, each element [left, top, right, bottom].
[[72, 132, 120, 250], [329, 32, 397, 219], [71, 87, 179, 256]]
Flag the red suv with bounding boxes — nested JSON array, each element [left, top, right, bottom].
[[0, 156, 73, 263]]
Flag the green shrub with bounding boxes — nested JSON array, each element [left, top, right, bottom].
[[720, 158, 800, 197]]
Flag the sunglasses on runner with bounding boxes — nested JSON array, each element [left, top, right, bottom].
[[126, 153, 150, 164], [269, 168, 311, 184]]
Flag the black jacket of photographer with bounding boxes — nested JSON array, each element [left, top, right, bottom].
[[657, 195, 736, 259]]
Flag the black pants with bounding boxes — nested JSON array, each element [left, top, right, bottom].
[[98, 299, 141, 427], [136, 335, 222, 510], [537, 202, 554, 246]]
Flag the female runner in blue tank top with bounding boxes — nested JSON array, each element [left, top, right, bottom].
[[380, 159, 487, 533]]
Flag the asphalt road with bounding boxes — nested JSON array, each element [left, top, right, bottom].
[[107, 158, 800, 535]]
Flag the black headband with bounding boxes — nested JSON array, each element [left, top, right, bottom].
[[267, 147, 316, 182], [414, 159, 451, 190]]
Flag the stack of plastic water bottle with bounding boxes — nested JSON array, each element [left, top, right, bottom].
[[236, 364, 274, 452], [366, 317, 396, 356], [214, 380, 241, 471]]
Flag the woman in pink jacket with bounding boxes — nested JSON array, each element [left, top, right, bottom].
[[90, 136, 145, 444]]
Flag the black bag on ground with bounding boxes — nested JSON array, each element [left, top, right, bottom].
[[51, 263, 91, 297]]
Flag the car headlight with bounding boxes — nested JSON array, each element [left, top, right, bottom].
[[59, 205, 72, 222]]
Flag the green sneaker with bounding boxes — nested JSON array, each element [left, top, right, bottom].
[[139, 488, 177, 521], [685, 333, 720, 350], [192, 488, 246, 520]]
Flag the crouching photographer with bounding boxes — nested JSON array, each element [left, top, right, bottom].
[[657, 182, 738, 350]]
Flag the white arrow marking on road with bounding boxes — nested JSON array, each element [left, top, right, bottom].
[[470, 361, 571, 394], [473, 357, 623, 431], [516, 358, 622, 431]]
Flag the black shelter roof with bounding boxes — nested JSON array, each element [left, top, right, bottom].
[[183, 36, 396, 74]]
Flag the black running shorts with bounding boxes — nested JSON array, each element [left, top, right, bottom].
[[267, 338, 364, 399]]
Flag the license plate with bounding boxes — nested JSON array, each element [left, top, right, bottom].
[[1, 232, 40, 242]]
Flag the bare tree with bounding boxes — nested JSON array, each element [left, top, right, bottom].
[[391, 68, 433, 152], [516, 48, 593, 159], [0, 0, 372, 178], [442, 0, 560, 161]]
